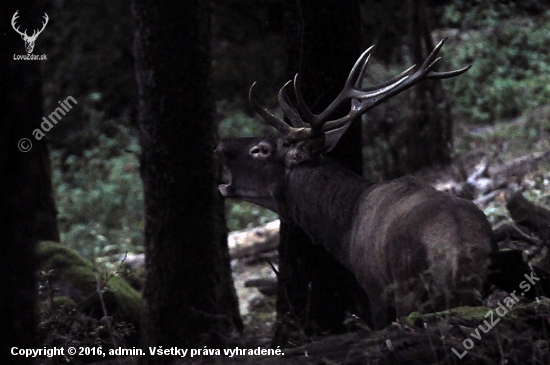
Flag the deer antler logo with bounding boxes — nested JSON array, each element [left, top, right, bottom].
[[11, 10, 49, 54]]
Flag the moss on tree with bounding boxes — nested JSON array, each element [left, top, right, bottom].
[[37, 241, 141, 331]]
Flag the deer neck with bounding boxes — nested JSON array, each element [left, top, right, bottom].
[[276, 159, 374, 268]]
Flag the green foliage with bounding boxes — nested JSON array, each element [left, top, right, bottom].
[[442, 0, 519, 29], [52, 95, 276, 259], [441, 9, 550, 124], [217, 100, 277, 138], [225, 201, 278, 232], [454, 105, 550, 160], [52, 117, 143, 260]]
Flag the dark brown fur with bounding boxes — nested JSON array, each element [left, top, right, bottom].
[[216, 137, 496, 329]]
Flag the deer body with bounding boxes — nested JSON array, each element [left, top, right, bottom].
[[349, 175, 494, 327], [216, 39, 495, 329], [217, 139, 494, 328]]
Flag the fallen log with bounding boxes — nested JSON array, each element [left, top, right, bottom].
[[506, 192, 550, 238], [490, 150, 550, 182], [228, 220, 280, 260], [493, 223, 542, 246]]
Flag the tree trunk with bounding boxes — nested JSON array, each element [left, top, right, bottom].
[[0, 2, 60, 363], [132, 1, 242, 363], [385, 0, 453, 178], [274, 0, 370, 345]]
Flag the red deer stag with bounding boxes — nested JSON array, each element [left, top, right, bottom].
[[216, 38, 496, 329]]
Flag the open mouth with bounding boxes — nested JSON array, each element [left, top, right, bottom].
[[218, 167, 235, 197]]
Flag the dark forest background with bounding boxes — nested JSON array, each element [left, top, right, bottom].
[[2, 0, 550, 364], [31, 0, 550, 250]]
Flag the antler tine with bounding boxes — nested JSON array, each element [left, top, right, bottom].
[[249, 82, 292, 135], [314, 46, 376, 124], [319, 74, 411, 131], [249, 38, 469, 142], [319, 37, 471, 132], [37, 13, 49, 36], [347, 46, 375, 89], [280, 77, 307, 128], [30, 13, 49, 38], [361, 64, 415, 92], [292, 74, 316, 128], [290, 46, 377, 132], [250, 81, 312, 141], [353, 37, 468, 108], [427, 64, 472, 79], [11, 10, 27, 36], [289, 45, 414, 131]]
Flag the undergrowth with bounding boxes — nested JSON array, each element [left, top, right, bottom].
[[441, 7, 550, 124]]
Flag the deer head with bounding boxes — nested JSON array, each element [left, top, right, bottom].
[[216, 38, 470, 214], [12, 11, 49, 54]]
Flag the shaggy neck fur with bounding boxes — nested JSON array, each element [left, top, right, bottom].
[[275, 159, 375, 268]]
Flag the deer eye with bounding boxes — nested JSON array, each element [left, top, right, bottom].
[[250, 146, 260, 154]]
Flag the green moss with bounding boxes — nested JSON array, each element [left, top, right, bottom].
[[37, 241, 141, 329], [51, 296, 77, 309], [405, 306, 496, 327], [38, 296, 77, 312], [445, 306, 493, 321], [403, 298, 550, 328]]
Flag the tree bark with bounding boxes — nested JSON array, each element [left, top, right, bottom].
[[274, 0, 370, 345], [0, 2, 60, 363], [384, 0, 453, 178], [133, 1, 242, 363]]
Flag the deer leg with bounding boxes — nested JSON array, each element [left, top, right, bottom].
[[394, 275, 429, 319], [368, 289, 389, 330]]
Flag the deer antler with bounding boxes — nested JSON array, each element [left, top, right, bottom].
[[32, 13, 49, 39], [250, 38, 470, 143], [11, 11, 26, 37], [11, 11, 48, 40]]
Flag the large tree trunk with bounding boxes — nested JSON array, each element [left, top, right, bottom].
[[0, 2, 60, 363], [274, 0, 370, 346], [133, 1, 242, 363]]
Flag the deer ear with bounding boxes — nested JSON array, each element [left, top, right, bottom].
[[322, 122, 352, 153]]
